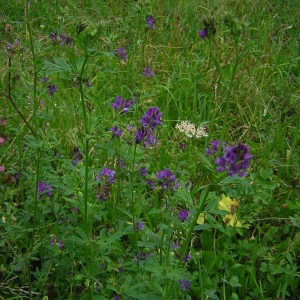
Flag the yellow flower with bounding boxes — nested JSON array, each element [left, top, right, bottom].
[[218, 194, 242, 227], [196, 213, 206, 224]]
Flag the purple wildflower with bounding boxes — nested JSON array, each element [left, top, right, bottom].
[[146, 16, 156, 29], [142, 67, 155, 77], [179, 279, 191, 291], [207, 141, 252, 177], [58, 240, 65, 249], [156, 168, 179, 191], [140, 107, 162, 130], [96, 167, 116, 184], [199, 18, 216, 39], [111, 126, 123, 138], [38, 181, 52, 198], [47, 84, 57, 96], [115, 47, 127, 61], [138, 167, 148, 177], [171, 242, 179, 251], [72, 207, 79, 214], [199, 28, 208, 39], [137, 221, 144, 231], [178, 209, 189, 221], [49, 31, 58, 44], [112, 96, 135, 113], [206, 140, 226, 156], [72, 147, 83, 165], [7, 38, 22, 54], [119, 159, 125, 169], [182, 254, 192, 263], [50, 31, 72, 47], [50, 235, 56, 246], [40, 77, 49, 83]]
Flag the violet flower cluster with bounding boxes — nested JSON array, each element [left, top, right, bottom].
[[114, 47, 127, 61], [142, 67, 155, 77], [199, 18, 216, 39], [135, 107, 162, 148], [112, 96, 136, 114], [38, 181, 52, 198], [146, 16, 156, 29], [96, 167, 116, 184], [206, 140, 252, 177], [7, 38, 22, 54], [95, 167, 116, 201], [50, 31, 73, 47], [155, 168, 180, 191]]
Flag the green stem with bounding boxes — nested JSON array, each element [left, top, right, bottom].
[[79, 57, 90, 233], [25, 0, 38, 131]]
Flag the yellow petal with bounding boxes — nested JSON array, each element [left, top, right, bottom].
[[197, 213, 206, 224]]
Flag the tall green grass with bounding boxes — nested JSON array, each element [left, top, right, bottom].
[[0, 0, 299, 299]]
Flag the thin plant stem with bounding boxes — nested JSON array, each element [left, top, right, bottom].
[[79, 57, 90, 233]]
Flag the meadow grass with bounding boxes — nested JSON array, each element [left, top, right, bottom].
[[0, 0, 299, 299]]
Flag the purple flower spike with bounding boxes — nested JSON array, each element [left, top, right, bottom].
[[179, 279, 191, 291], [199, 28, 208, 39], [137, 221, 144, 231], [115, 47, 127, 61], [111, 126, 123, 138], [146, 15, 156, 29], [140, 107, 162, 130], [96, 167, 116, 184], [47, 84, 57, 96], [156, 168, 179, 191], [142, 67, 155, 77], [178, 209, 189, 221], [38, 181, 52, 198]]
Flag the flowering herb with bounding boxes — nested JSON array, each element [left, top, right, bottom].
[[112, 96, 136, 113], [111, 126, 123, 138], [175, 121, 208, 138], [7, 38, 22, 54], [38, 181, 52, 198], [136, 221, 144, 231], [50, 31, 73, 47], [115, 47, 127, 61], [140, 107, 162, 130], [72, 147, 83, 165], [146, 15, 156, 29], [199, 18, 216, 39], [47, 84, 57, 96], [178, 209, 189, 221], [179, 279, 191, 291], [40, 77, 49, 83], [155, 168, 179, 191], [206, 141, 252, 177], [96, 167, 116, 184], [142, 67, 155, 77]]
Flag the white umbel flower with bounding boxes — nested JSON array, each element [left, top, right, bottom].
[[175, 121, 208, 138]]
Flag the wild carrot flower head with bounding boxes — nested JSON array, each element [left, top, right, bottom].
[[176, 121, 208, 138]]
